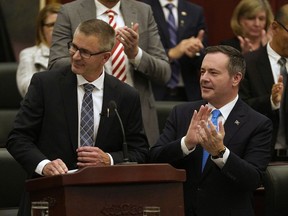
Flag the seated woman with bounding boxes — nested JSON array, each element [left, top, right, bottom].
[[220, 0, 273, 54], [16, 3, 61, 97]]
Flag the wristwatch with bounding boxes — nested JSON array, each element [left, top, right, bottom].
[[212, 147, 226, 159]]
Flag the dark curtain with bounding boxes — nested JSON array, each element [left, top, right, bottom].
[[0, 4, 16, 62]]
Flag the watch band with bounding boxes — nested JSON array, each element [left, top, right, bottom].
[[212, 147, 226, 159]]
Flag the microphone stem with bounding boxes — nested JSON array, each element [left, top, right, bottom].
[[114, 109, 129, 162]]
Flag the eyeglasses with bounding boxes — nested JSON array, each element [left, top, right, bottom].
[[67, 42, 108, 59], [276, 20, 288, 33], [43, 22, 55, 28]]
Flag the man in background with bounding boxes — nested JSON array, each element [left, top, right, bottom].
[[141, 0, 207, 101], [240, 4, 288, 161], [49, 0, 171, 146]]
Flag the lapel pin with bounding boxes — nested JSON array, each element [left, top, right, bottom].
[[181, 11, 187, 16], [234, 120, 240, 125]]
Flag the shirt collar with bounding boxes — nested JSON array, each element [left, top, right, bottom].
[[267, 42, 284, 63], [159, 0, 178, 8], [95, 0, 121, 16], [267, 42, 288, 67], [77, 70, 105, 91], [207, 95, 239, 121]]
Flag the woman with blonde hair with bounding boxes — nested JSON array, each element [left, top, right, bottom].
[[221, 0, 274, 54], [16, 3, 61, 97]]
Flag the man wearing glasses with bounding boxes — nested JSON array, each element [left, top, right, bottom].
[[240, 4, 288, 161], [49, 0, 171, 147], [7, 19, 149, 216]]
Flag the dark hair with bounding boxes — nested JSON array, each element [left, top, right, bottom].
[[36, 3, 61, 46], [274, 4, 288, 25], [76, 19, 116, 52], [205, 45, 246, 78]]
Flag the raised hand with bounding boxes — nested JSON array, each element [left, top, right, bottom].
[[197, 119, 225, 156], [271, 75, 284, 106], [237, 35, 254, 54], [116, 23, 139, 59], [168, 29, 205, 60], [184, 105, 212, 150]]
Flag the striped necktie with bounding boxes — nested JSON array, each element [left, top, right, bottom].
[[106, 10, 126, 82]]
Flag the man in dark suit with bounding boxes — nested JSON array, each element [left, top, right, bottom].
[[141, 0, 207, 101], [48, 0, 171, 146], [239, 4, 288, 161], [7, 19, 148, 216], [150, 45, 272, 216]]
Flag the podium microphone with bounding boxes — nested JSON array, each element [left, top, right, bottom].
[[108, 101, 137, 164]]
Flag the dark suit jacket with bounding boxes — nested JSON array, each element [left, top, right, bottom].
[[6, 65, 149, 215], [220, 37, 241, 52], [220, 37, 264, 53], [149, 99, 272, 216], [141, 0, 207, 101], [239, 46, 282, 156], [49, 0, 171, 146]]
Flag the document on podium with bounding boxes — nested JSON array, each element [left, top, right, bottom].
[[67, 169, 78, 174]]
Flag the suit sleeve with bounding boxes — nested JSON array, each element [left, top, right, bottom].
[[149, 105, 189, 164], [222, 114, 273, 191], [136, 5, 171, 84], [48, 5, 72, 69], [7, 74, 47, 176]]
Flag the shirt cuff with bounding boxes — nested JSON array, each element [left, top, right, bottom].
[[107, 153, 114, 165], [129, 47, 142, 68], [35, 159, 51, 176], [181, 136, 195, 155], [211, 147, 230, 169], [271, 95, 280, 110]]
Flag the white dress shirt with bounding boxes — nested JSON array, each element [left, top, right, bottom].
[[267, 43, 288, 149], [94, 0, 143, 87]]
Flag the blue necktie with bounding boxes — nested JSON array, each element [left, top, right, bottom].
[[80, 84, 95, 146], [165, 3, 180, 89], [202, 109, 221, 172]]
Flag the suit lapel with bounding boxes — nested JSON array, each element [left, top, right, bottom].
[[222, 100, 247, 146], [120, 0, 137, 30], [60, 69, 78, 152], [255, 47, 274, 92], [95, 73, 119, 147], [177, 0, 189, 39], [151, 1, 170, 44]]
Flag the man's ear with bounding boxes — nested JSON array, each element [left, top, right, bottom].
[[232, 72, 243, 86], [102, 52, 111, 64]]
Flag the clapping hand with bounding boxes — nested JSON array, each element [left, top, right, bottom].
[[116, 23, 139, 59]]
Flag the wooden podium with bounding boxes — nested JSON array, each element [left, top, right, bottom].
[[26, 164, 186, 216]]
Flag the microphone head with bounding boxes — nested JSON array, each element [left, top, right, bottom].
[[109, 100, 117, 110]]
